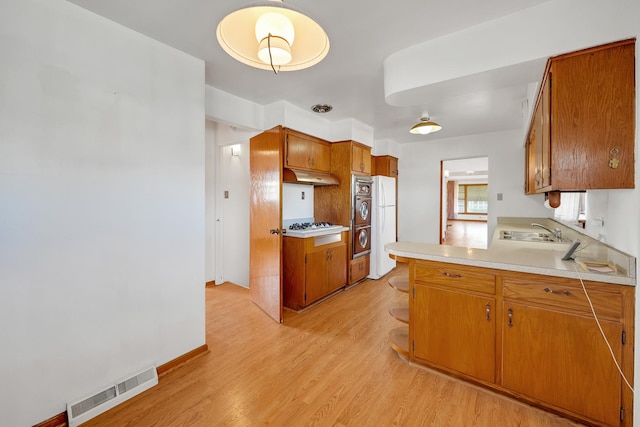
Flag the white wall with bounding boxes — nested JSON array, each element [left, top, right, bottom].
[[398, 130, 549, 244], [0, 1, 205, 425], [282, 183, 314, 221], [372, 138, 401, 157]]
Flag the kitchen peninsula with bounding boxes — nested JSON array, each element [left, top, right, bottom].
[[386, 217, 636, 427]]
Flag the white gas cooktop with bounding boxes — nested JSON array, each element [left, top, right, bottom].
[[283, 221, 348, 238]]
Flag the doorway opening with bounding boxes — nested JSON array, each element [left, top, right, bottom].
[[440, 157, 488, 249]]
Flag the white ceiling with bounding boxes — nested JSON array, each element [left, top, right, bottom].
[[444, 157, 489, 180], [67, 0, 551, 143]]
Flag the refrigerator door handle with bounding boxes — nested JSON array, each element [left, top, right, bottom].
[[380, 181, 386, 207]]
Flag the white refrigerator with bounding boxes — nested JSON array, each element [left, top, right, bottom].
[[368, 175, 397, 279]]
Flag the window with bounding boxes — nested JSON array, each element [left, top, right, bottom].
[[553, 192, 587, 227], [457, 184, 488, 214]]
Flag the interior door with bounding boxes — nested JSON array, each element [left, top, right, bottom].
[[249, 127, 283, 323]]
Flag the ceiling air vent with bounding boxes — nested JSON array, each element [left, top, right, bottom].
[[311, 104, 332, 113]]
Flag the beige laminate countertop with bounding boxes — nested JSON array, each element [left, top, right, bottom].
[[386, 218, 636, 286]]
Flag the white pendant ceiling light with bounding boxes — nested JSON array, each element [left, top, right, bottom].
[[216, 0, 330, 73], [409, 115, 442, 135]]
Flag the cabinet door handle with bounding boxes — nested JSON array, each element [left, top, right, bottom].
[[269, 229, 281, 235], [485, 303, 491, 321], [543, 287, 572, 296], [507, 307, 513, 328], [442, 271, 462, 278]]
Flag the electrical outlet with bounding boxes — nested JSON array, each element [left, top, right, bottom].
[[497, 193, 503, 201], [301, 191, 305, 200], [224, 190, 229, 199]]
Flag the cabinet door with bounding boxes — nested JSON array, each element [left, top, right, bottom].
[[305, 249, 328, 305], [349, 254, 369, 284], [529, 75, 551, 193], [285, 132, 331, 173], [551, 41, 634, 190], [525, 133, 536, 194], [351, 144, 363, 173], [388, 156, 398, 177], [532, 98, 544, 191], [351, 144, 371, 174], [413, 285, 495, 383], [373, 155, 398, 178], [540, 77, 551, 189], [326, 244, 347, 294], [502, 302, 622, 426], [285, 133, 312, 170], [310, 140, 331, 172]]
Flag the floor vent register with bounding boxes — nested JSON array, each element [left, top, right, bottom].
[[66, 366, 158, 426]]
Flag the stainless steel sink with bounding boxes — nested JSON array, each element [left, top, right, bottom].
[[499, 230, 566, 243]]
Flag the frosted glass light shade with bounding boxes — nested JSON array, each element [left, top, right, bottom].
[[217, 0, 329, 71], [255, 12, 295, 45], [258, 35, 292, 65]]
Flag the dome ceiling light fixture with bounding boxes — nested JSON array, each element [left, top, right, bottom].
[[311, 104, 332, 113], [216, 0, 330, 75], [409, 114, 442, 135]]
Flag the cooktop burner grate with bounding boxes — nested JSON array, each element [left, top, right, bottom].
[[288, 222, 335, 230]]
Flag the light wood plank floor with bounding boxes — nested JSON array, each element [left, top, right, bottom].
[[443, 220, 488, 249], [84, 266, 583, 426]]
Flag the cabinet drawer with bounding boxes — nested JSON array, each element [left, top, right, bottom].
[[502, 277, 623, 321], [414, 261, 495, 295]]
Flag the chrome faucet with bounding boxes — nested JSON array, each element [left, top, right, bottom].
[[531, 223, 563, 240]]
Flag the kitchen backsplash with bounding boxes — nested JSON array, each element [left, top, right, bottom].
[[282, 183, 314, 221]]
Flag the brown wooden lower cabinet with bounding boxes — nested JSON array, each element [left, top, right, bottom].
[[413, 285, 496, 383], [349, 254, 370, 284], [283, 232, 347, 310], [410, 259, 634, 427]]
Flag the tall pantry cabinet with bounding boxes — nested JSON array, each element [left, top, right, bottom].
[[315, 140, 372, 285]]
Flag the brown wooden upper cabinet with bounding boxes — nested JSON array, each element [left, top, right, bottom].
[[284, 128, 331, 173], [350, 141, 372, 175], [372, 155, 398, 178], [525, 38, 635, 193]]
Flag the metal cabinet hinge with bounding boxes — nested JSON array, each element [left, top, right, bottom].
[[622, 330, 626, 345], [412, 288, 416, 298], [620, 406, 625, 422], [304, 254, 307, 264], [412, 341, 415, 352]]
